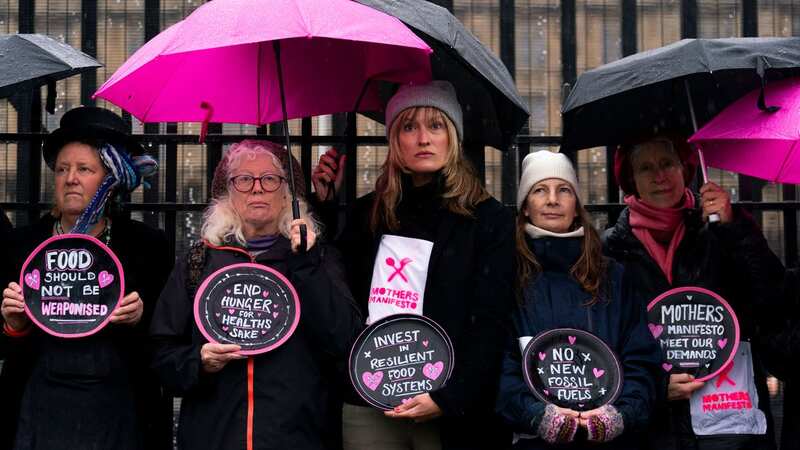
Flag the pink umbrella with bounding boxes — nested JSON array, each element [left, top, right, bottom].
[[95, 0, 432, 250], [93, 0, 432, 125], [689, 77, 800, 184]]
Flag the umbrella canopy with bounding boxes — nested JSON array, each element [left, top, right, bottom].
[[689, 77, 800, 184], [355, 0, 530, 151], [93, 0, 432, 125], [561, 37, 800, 152], [0, 34, 101, 109]]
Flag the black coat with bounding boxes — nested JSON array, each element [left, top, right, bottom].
[[497, 237, 663, 450], [603, 206, 785, 450], [328, 180, 516, 450], [758, 267, 800, 450], [150, 238, 362, 450], [0, 214, 173, 450]]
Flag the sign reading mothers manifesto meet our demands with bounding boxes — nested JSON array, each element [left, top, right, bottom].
[[647, 286, 740, 382], [350, 314, 454, 410], [194, 263, 300, 355], [523, 328, 622, 412], [20, 234, 124, 338]]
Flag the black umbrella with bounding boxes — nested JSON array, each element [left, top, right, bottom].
[[355, 0, 530, 151], [0, 34, 101, 113], [561, 37, 800, 152]]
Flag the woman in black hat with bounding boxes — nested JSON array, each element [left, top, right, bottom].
[[0, 106, 173, 450]]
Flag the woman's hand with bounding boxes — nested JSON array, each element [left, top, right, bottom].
[[700, 182, 733, 224], [110, 291, 144, 326], [200, 343, 244, 373], [667, 373, 705, 400], [2, 282, 30, 332], [578, 405, 624, 442], [311, 149, 345, 202], [383, 393, 443, 422], [290, 219, 317, 253]]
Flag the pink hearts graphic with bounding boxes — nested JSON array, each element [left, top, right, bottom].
[[272, 312, 279, 318], [222, 326, 229, 332], [228, 308, 235, 315], [423, 361, 444, 381], [362, 371, 383, 391], [98, 271, 114, 289], [538, 352, 547, 361], [215, 313, 221, 318], [543, 389, 550, 396], [593, 368, 605, 378], [261, 330, 268, 335], [568, 336, 576, 345], [717, 338, 728, 349], [226, 289, 231, 294], [422, 340, 429, 347], [662, 363, 673, 372], [578, 403, 585, 408], [262, 290, 269, 298], [24, 269, 40, 290], [648, 323, 664, 339]]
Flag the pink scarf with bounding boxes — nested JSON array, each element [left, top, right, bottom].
[[624, 189, 695, 285]]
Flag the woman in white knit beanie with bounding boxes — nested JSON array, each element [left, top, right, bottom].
[[496, 150, 662, 450]]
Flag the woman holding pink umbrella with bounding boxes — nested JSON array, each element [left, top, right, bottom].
[[603, 134, 785, 450]]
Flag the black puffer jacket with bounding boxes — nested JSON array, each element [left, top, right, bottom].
[[150, 238, 362, 450], [603, 205, 785, 450]]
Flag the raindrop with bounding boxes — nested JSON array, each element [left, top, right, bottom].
[[542, 50, 548, 55]]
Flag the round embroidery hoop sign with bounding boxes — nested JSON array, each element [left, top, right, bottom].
[[523, 328, 622, 412], [647, 286, 740, 382], [193, 263, 300, 355], [349, 314, 454, 410], [20, 233, 124, 338]]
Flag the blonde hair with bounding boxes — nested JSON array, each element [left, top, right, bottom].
[[202, 141, 320, 246], [370, 106, 489, 231]]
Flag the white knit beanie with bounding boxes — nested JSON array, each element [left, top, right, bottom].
[[385, 80, 463, 141], [517, 150, 580, 208]]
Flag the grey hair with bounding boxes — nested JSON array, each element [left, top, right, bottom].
[[201, 141, 321, 246]]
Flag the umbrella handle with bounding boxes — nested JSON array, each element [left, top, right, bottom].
[[292, 198, 308, 253], [696, 146, 721, 224]]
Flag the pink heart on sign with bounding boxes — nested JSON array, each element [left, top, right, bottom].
[[361, 371, 383, 391], [423, 361, 444, 381], [593, 368, 605, 378], [717, 338, 728, 349], [226, 289, 231, 294], [578, 403, 585, 408], [215, 313, 221, 318], [648, 323, 664, 339], [98, 271, 114, 288], [662, 363, 673, 372], [538, 352, 547, 361], [272, 312, 279, 318], [422, 340, 429, 347], [543, 389, 550, 396], [24, 269, 40, 290], [568, 336, 576, 345], [261, 330, 268, 335], [228, 308, 235, 315], [222, 326, 229, 332], [263, 290, 269, 298]]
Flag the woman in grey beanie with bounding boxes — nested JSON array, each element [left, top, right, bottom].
[[312, 80, 515, 450]]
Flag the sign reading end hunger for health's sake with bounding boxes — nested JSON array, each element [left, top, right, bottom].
[[523, 328, 622, 412], [349, 314, 454, 410], [647, 286, 739, 382], [20, 233, 124, 338], [194, 263, 300, 355]]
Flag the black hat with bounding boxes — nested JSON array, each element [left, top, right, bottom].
[[43, 106, 144, 169]]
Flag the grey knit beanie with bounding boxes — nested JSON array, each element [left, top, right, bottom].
[[517, 150, 580, 208], [385, 80, 463, 141]]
